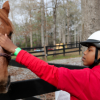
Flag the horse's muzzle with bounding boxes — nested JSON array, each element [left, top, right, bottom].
[[0, 75, 10, 94], [6, 75, 10, 92], [6, 75, 10, 89]]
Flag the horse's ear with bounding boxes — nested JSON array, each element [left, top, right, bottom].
[[2, 1, 10, 17]]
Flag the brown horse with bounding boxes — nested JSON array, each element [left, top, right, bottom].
[[0, 1, 13, 93]]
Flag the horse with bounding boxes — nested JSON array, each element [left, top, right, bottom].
[[0, 1, 13, 93]]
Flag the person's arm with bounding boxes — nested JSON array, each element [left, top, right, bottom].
[[16, 50, 89, 98], [16, 49, 89, 98], [15, 50, 59, 87], [0, 34, 59, 87]]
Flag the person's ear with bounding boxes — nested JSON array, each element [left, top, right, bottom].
[[2, 1, 10, 17], [98, 50, 100, 59]]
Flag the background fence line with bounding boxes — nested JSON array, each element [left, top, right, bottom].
[[12, 42, 81, 59]]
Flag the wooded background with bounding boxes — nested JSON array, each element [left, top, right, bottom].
[[0, 0, 81, 48]]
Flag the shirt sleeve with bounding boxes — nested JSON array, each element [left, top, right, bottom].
[[15, 50, 90, 97], [57, 67, 89, 97], [15, 50, 59, 87]]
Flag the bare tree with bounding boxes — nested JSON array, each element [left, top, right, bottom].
[[62, 0, 66, 44], [26, 0, 34, 48], [52, 0, 57, 45], [19, 0, 38, 48], [45, 0, 48, 46], [9, 0, 81, 49], [66, 0, 70, 44], [41, 0, 45, 47]]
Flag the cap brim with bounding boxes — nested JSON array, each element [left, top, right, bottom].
[[80, 39, 100, 47]]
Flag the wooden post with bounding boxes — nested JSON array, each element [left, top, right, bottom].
[[46, 46, 48, 56], [63, 44, 65, 56], [76, 41, 77, 47], [71, 42, 72, 48], [79, 42, 81, 55]]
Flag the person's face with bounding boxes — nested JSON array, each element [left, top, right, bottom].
[[82, 46, 96, 66]]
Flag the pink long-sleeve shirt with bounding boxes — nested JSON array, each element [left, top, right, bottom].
[[16, 50, 100, 100]]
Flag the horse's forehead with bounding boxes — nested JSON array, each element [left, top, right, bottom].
[[0, 18, 11, 35], [0, 19, 4, 29]]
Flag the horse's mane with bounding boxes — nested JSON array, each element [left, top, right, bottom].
[[0, 9, 13, 32]]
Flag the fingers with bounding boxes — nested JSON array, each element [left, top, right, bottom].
[[0, 33, 7, 41], [0, 33, 7, 45]]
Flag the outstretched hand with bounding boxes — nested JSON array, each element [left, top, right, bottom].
[[0, 34, 17, 53]]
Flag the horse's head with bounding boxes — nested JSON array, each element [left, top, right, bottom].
[[0, 1, 13, 93]]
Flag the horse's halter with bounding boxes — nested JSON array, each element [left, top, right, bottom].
[[0, 53, 11, 62]]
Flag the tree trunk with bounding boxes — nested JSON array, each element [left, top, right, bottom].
[[74, 28, 76, 46], [62, 0, 66, 44], [45, 0, 48, 46], [41, 0, 45, 47], [25, 35, 28, 47], [29, 1, 33, 48], [59, 27, 62, 43], [29, 16, 33, 48], [52, 0, 57, 46], [62, 19, 66, 44], [81, 0, 100, 61], [66, 0, 70, 45]]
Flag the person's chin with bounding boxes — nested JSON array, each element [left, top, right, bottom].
[[83, 62, 88, 66]]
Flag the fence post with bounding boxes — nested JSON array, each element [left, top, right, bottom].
[[44, 46, 47, 62], [76, 41, 77, 47], [79, 42, 81, 55], [71, 42, 72, 48], [63, 44, 65, 56], [46, 46, 48, 56]]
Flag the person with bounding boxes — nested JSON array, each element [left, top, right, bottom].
[[0, 31, 100, 100]]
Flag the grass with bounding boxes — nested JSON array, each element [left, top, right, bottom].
[[40, 52, 82, 61]]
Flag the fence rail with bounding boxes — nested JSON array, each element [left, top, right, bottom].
[[11, 42, 81, 58]]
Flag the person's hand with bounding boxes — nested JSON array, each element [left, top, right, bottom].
[[0, 34, 18, 54]]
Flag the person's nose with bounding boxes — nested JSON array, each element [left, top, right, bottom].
[[84, 49, 88, 55]]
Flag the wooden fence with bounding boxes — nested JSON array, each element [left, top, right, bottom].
[[12, 42, 81, 59]]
